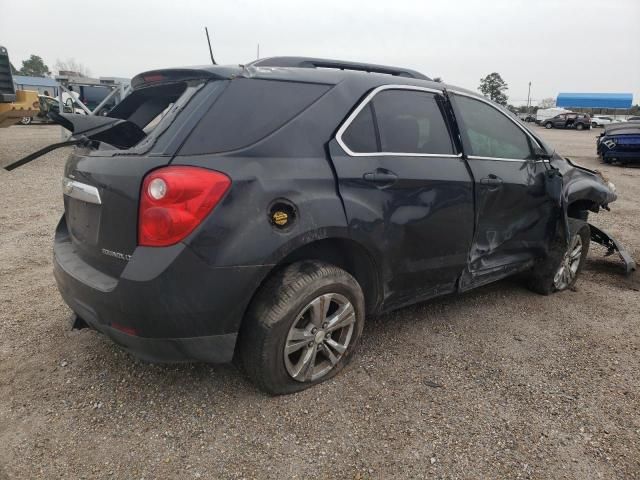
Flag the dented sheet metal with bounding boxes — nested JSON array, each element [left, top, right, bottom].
[[461, 159, 565, 290], [461, 151, 633, 289], [589, 224, 636, 274]]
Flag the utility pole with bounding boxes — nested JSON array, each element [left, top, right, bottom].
[[526, 81, 532, 114], [257, 43, 260, 59]]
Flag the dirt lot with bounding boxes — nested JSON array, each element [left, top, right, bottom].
[[0, 124, 638, 479]]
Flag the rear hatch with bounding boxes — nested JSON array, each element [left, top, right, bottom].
[[61, 66, 333, 278], [61, 68, 233, 277]]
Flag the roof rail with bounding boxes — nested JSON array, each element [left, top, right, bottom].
[[248, 56, 430, 81]]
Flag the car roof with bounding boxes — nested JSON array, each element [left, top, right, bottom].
[[133, 56, 499, 110], [135, 56, 458, 92]]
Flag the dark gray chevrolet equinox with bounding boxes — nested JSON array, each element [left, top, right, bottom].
[[48, 57, 626, 394]]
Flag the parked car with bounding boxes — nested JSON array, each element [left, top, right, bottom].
[[543, 112, 591, 130], [597, 122, 640, 164], [20, 94, 85, 125], [518, 112, 536, 122], [535, 107, 570, 125], [591, 116, 615, 128], [627, 116, 640, 122], [48, 57, 622, 394]]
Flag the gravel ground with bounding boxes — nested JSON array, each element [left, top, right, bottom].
[[0, 124, 638, 479]]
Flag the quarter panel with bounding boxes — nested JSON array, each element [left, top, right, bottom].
[[171, 154, 349, 267]]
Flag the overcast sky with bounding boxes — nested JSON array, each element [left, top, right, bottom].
[[2, 0, 639, 105]]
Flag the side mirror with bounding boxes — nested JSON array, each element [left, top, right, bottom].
[[533, 145, 552, 160]]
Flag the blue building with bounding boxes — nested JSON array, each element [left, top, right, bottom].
[[556, 93, 633, 109], [12, 75, 60, 96]]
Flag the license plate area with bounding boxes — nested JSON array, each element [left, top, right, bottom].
[[66, 198, 102, 246]]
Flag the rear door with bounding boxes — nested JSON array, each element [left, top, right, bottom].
[[553, 114, 566, 128], [449, 92, 553, 289], [329, 85, 474, 309]]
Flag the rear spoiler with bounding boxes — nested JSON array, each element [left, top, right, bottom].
[[130, 66, 240, 90]]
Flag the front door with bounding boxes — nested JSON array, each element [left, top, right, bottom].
[[449, 92, 554, 289], [553, 114, 567, 128], [329, 86, 474, 309]]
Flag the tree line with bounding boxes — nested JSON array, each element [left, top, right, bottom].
[[10, 54, 91, 78]]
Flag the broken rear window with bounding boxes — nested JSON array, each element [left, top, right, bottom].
[[92, 80, 205, 151]]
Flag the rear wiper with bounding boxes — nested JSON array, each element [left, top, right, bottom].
[[4, 111, 147, 170], [4, 136, 91, 171]]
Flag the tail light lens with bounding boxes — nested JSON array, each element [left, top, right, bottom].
[[139, 166, 231, 247]]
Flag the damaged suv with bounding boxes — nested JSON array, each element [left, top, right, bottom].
[[30, 57, 630, 394]]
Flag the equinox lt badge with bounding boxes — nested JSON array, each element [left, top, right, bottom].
[[101, 248, 132, 261]]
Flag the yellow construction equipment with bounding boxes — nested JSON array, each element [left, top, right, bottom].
[[0, 89, 40, 127], [0, 45, 40, 127]]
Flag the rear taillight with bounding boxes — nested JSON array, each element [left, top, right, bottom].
[[138, 166, 231, 247]]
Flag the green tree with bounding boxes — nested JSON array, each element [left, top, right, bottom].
[[10, 62, 19, 75], [479, 72, 508, 106], [19, 55, 50, 77]]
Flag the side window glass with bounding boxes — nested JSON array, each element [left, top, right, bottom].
[[341, 103, 378, 153], [372, 90, 454, 155], [455, 96, 533, 160]]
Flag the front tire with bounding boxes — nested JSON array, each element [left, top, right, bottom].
[[238, 261, 365, 395], [20, 116, 32, 125], [545, 122, 553, 129], [576, 123, 585, 131], [527, 219, 590, 295]]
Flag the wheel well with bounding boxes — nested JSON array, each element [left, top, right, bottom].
[[252, 238, 382, 316], [567, 200, 596, 220], [280, 238, 381, 313]]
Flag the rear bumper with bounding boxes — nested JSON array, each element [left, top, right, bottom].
[[70, 310, 237, 363], [602, 150, 640, 161], [54, 216, 271, 363]]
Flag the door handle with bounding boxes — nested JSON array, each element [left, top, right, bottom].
[[480, 174, 503, 186], [363, 169, 398, 186]]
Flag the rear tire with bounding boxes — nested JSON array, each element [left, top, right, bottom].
[[20, 116, 32, 125], [576, 123, 585, 131], [238, 261, 365, 395], [592, 122, 598, 128], [545, 122, 553, 129], [527, 219, 590, 295]]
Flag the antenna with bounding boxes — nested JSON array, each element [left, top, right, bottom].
[[204, 27, 216, 65]]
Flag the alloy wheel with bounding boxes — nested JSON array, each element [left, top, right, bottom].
[[553, 235, 583, 290], [284, 293, 356, 382]]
